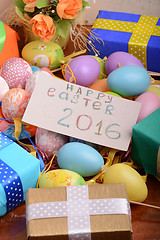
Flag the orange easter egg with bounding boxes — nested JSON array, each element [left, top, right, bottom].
[[89, 78, 110, 92], [2, 88, 31, 120]]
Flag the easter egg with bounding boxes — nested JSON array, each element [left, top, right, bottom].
[[40, 67, 54, 76], [39, 169, 85, 187], [35, 128, 69, 158], [57, 142, 104, 177], [2, 88, 30, 120], [30, 66, 40, 73], [146, 85, 160, 99], [91, 56, 107, 80], [105, 91, 122, 98], [107, 65, 151, 97], [25, 71, 51, 95], [105, 51, 145, 75], [65, 55, 100, 87], [103, 163, 148, 202], [1, 58, 32, 89], [22, 40, 64, 70], [135, 92, 160, 122], [0, 76, 9, 102], [89, 78, 110, 92], [69, 137, 99, 150]]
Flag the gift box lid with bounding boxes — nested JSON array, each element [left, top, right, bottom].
[[0, 131, 40, 216], [87, 10, 160, 73], [131, 108, 160, 177], [26, 183, 133, 240]]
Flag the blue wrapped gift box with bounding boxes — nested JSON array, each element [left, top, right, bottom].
[[0, 131, 40, 216], [87, 10, 160, 73]]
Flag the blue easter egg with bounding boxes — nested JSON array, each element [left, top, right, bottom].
[[57, 142, 104, 177], [107, 65, 151, 97], [31, 66, 40, 73]]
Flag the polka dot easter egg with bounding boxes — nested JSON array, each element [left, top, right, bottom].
[[1, 58, 32, 89], [39, 169, 85, 187], [2, 88, 31, 120], [22, 40, 64, 70]]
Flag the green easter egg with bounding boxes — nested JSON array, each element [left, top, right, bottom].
[[91, 56, 107, 80], [22, 40, 64, 70], [105, 91, 122, 98]]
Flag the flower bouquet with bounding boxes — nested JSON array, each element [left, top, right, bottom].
[[13, 0, 90, 49]]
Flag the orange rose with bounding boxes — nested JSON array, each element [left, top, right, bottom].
[[56, 0, 82, 19], [29, 14, 56, 42], [23, 0, 37, 12]]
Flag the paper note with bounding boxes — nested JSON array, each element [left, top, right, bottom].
[[22, 72, 141, 151]]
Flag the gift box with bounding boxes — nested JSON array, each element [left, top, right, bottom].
[[87, 10, 160, 73], [0, 131, 40, 216], [131, 108, 160, 177], [0, 21, 19, 68], [26, 183, 133, 240]]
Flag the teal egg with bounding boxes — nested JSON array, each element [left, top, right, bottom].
[[107, 65, 151, 97], [57, 142, 104, 177]]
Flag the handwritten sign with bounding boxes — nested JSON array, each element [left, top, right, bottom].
[[22, 72, 141, 151]]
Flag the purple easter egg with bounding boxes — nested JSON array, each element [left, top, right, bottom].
[[105, 52, 145, 75], [65, 55, 100, 87]]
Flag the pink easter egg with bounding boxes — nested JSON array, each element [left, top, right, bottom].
[[25, 71, 40, 95], [1, 58, 32, 89], [2, 88, 31, 120], [25, 71, 52, 95], [40, 67, 54, 76], [35, 128, 69, 158], [135, 92, 160, 122], [65, 55, 100, 87], [0, 76, 9, 102]]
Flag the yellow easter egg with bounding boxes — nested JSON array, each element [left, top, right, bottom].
[[105, 91, 122, 98], [103, 163, 148, 202], [146, 85, 160, 99], [39, 169, 86, 187], [22, 40, 64, 70]]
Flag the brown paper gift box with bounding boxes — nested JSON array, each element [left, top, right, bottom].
[[26, 183, 133, 240]]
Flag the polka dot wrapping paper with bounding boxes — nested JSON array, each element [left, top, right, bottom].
[[0, 131, 40, 216], [87, 10, 160, 73], [25, 183, 133, 240]]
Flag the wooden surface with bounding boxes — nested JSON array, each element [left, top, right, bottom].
[[0, 175, 160, 240], [0, 26, 160, 240]]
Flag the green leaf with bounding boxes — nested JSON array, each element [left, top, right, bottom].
[[82, 0, 91, 7], [14, 0, 25, 12], [15, 7, 28, 22], [36, 0, 50, 9], [54, 20, 71, 38]]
